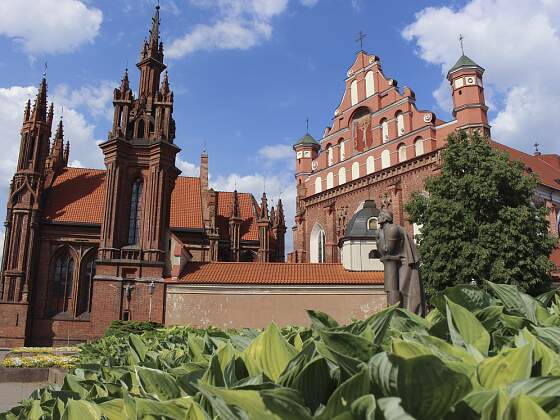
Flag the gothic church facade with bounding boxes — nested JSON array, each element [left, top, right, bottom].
[[290, 51, 560, 274], [0, 6, 285, 346]]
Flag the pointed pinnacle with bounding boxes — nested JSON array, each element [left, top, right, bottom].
[[55, 117, 64, 139]]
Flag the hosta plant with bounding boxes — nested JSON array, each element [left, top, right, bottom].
[[1, 281, 559, 420]]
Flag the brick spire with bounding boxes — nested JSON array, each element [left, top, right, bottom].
[[137, 3, 166, 98], [31, 78, 48, 122]]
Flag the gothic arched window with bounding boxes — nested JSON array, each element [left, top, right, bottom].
[[327, 145, 334, 166], [350, 80, 358, 106], [310, 223, 326, 263], [396, 112, 405, 136], [315, 177, 322, 194], [137, 119, 145, 139], [338, 167, 347, 185], [352, 161, 360, 180], [51, 251, 75, 315], [128, 178, 143, 245], [381, 119, 389, 143], [366, 155, 375, 174], [381, 149, 391, 169], [365, 71, 375, 97], [76, 251, 95, 316], [415, 137, 424, 156], [398, 143, 407, 162], [326, 172, 334, 189]]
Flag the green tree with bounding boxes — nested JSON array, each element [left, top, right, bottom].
[[406, 131, 557, 296]]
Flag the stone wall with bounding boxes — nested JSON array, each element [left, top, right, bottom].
[[165, 285, 387, 328]]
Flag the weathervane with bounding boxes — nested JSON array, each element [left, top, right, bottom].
[[459, 34, 465, 55], [356, 31, 367, 51], [306, 117, 309, 133], [534, 142, 541, 155]]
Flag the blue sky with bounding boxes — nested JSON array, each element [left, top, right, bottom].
[[0, 0, 559, 253]]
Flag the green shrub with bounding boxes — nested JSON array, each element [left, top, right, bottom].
[[2, 283, 559, 419], [103, 320, 163, 338]]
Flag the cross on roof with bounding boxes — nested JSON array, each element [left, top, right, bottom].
[[356, 31, 367, 51], [459, 34, 465, 55], [306, 117, 309, 133], [534, 142, 541, 154]]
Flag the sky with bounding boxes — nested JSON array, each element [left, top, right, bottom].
[[0, 0, 559, 254]]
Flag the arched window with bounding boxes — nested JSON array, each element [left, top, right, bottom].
[[352, 162, 360, 180], [381, 119, 389, 143], [27, 134, 35, 165], [365, 71, 375, 97], [51, 251, 75, 315], [128, 178, 143, 245], [366, 155, 375, 174], [350, 80, 358, 106], [326, 172, 334, 189], [339, 140, 345, 161], [396, 112, 405, 136], [149, 120, 154, 135], [398, 143, 407, 162], [76, 252, 95, 316], [415, 137, 424, 156], [315, 177, 322, 194], [137, 119, 145, 139], [310, 223, 326, 263], [338, 167, 346, 184], [381, 149, 391, 169], [327, 145, 334, 166]]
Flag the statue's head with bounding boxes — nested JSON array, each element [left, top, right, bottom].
[[378, 209, 393, 225]]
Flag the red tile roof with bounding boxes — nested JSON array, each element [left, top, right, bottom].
[[170, 177, 203, 229], [216, 191, 259, 241], [43, 168, 204, 230], [492, 141, 560, 190], [174, 262, 384, 285], [43, 168, 106, 224]]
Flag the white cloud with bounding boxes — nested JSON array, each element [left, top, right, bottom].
[[0, 0, 102, 55], [177, 157, 200, 177], [402, 0, 560, 153], [168, 0, 288, 58], [258, 144, 293, 161], [53, 82, 114, 120]]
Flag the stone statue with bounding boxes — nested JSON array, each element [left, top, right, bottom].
[[376, 209, 426, 316]]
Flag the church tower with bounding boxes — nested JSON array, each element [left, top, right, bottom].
[[93, 4, 180, 326], [0, 78, 54, 345], [447, 54, 489, 135]]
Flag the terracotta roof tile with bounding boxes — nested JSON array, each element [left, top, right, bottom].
[[492, 141, 560, 190], [43, 168, 204, 229], [43, 168, 106, 224], [216, 191, 259, 241], [174, 262, 384, 285], [170, 177, 203, 229]]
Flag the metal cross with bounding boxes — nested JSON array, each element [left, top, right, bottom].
[[356, 31, 367, 51], [459, 34, 465, 55], [534, 142, 540, 154], [306, 117, 309, 133]]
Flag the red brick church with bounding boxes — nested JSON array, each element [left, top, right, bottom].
[[1, 6, 559, 346], [0, 6, 288, 346], [289, 51, 560, 274]]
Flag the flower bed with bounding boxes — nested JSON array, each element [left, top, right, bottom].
[[2, 354, 78, 369]]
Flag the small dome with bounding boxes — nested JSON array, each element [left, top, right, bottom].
[[342, 200, 380, 240], [294, 133, 319, 148]]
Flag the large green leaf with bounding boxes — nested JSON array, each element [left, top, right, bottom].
[[128, 334, 147, 362], [136, 366, 181, 400], [531, 326, 560, 352], [476, 345, 533, 389], [395, 354, 472, 420], [287, 356, 336, 414], [350, 394, 377, 420], [432, 284, 494, 312], [307, 310, 339, 329], [376, 397, 415, 420], [502, 394, 552, 420], [445, 297, 490, 356], [62, 400, 102, 420], [485, 281, 538, 323], [317, 369, 371, 420], [514, 328, 560, 375], [368, 352, 399, 398], [242, 322, 298, 381]]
